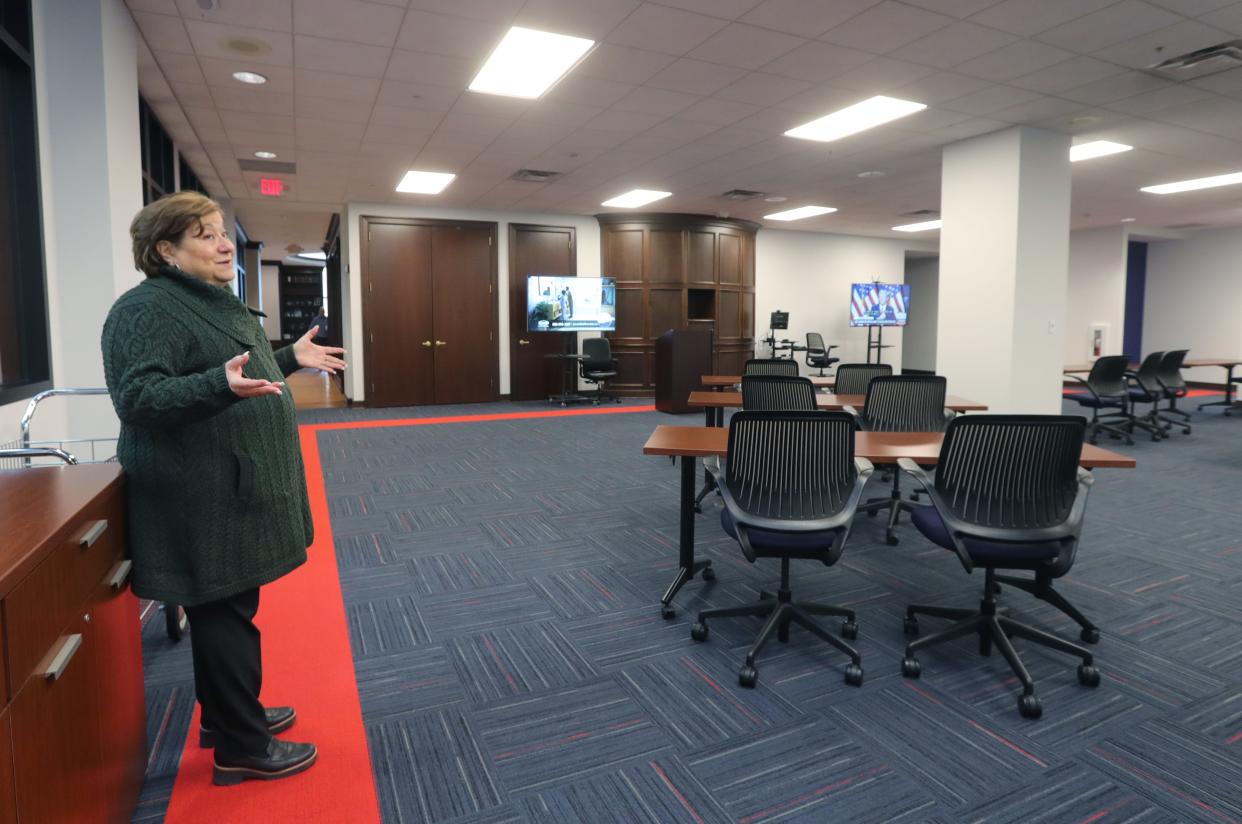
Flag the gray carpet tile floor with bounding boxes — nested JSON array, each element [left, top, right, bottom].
[[134, 396, 1242, 823]]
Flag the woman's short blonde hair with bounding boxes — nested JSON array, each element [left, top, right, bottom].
[[130, 191, 224, 277]]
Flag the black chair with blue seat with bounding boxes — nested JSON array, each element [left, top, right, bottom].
[[1124, 351, 1169, 441], [690, 411, 872, 689], [849, 375, 952, 546], [897, 414, 1102, 719], [1155, 349, 1192, 435], [744, 357, 799, 377], [832, 363, 892, 395], [579, 337, 620, 403], [741, 374, 818, 411], [1064, 355, 1132, 445], [805, 332, 839, 376]]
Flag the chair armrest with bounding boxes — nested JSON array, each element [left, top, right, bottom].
[[1077, 466, 1094, 486], [897, 458, 974, 573], [854, 457, 874, 478], [705, 456, 725, 489], [943, 409, 956, 425], [896, 457, 932, 489], [1063, 373, 1100, 403]]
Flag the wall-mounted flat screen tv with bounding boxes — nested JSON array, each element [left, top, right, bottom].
[[849, 282, 910, 327], [526, 275, 616, 332]]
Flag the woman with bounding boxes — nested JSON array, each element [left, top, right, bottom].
[[101, 191, 346, 786]]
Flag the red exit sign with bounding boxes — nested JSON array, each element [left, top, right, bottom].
[[260, 178, 284, 196]]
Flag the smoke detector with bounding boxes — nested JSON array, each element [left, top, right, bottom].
[[1149, 40, 1242, 80], [222, 37, 272, 57]]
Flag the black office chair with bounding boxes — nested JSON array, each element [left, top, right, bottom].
[[744, 358, 799, 377], [832, 363, 892, 395], [741, 375, 818, 411], [691, 411, 872, 688], [1125, 351, 1168, 441], [898, 415, 1101, 719], [1064, 355, 1132, 445], [851, 376, 951, 546], [579, 337, 619, 403], [805, 332, 839, 377], [1155, 349, 1192, 435]]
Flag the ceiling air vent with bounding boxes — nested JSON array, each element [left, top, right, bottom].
[[510, 168, 563, 183], [1164, 222, 1210, 231], [720, 189, 765, 200], [239, 159, 297, 174], [899, 208, 939, 217], [1149, 40, 1242, 80]]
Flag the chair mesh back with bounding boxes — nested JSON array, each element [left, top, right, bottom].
[[1134, 351, 1165, 394], [1158, 349, 1188, 390], [726, 411, 856, 520], [1087, 355, 1129, 396], [862, 375, 947, 432], [806, 332, 825, 354], [834, 363, 892, 395], [935, 415, 1085, 530], [744, 358, 799, 377], [741, 376, 818, 411]]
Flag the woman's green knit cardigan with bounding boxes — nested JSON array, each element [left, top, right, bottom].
[[101, 266, 313, 606]]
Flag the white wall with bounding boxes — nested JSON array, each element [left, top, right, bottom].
[[902, 257, 938, 372], [754, 228, 910, 370], [341, 204, 601, 401], [1064, 226, 1127, 365], [1144, 226, 1242, 385], [261, 262, 281, 340]]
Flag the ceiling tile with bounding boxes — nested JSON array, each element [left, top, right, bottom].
[[294, 34, 390, 76], [1146, 0, 1236, 14], [897, 21, 1019, 68], [970, 0, 1121, 37], [894, 70, 992, 103], [394, 10, 505, 58], [294, 94, 374, 122], [1009, 56, 1129, 93], [375, 80, 462, 110], [713, 71, 813, 104], [369, 105, 445, 130], [385, 49, 476, 86], [542, 75, 636, 109], [516, 100, 603, 129], [644, 59, 748, 96], [605, 4, 729, 55], [291, 70, 380, 102], [184, 20, 294, 65], [740, 0, 881, 37], [610, 86, 700, 116], [990, 94, 1083, 123], [127, 0, 179, 13], [199, 57, 295, 91], [1093, 19, 1236, 69], [170, 82, 217, 109], [776, 84, 874, 115], [514, 0, 642, 39], [898, 0, 1002, 16], [174, 0, 292, 32], [652, 0, 767, 19], [438, 111, 517, 139], [362, 117, 440, 147], [1187, 66, 1242, 98], [223, 127, 295, 150], [405, 0, 524, 23], [584, 109, 667, 133], [761, 40, 875, 82], [940, 83, 1043, 115], [678, 97, 763, 126], [1106, 83, 1217, 114], [292, 0, 405, 46], [686, 23, 806, 70], [1145, 96, 1242, 138], [830, 57, 932, 93], [132, 12, 194, 54], [212, 86, 296, 115], [819, 2, 955, 54], [576, 44, 679, 85], [1199, 3, 1242, 34], [152, 50, 206, 85], [952, 39, 1075, 82], [449, 93, 532, 119], [1035, 1, 1182, 53], [1059, 70, 1172, 105]]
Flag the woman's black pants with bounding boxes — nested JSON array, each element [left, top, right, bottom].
[[184, 587, 270, 759]]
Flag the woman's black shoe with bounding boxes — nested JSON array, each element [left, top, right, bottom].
[[200, 706, 296, 748], [212, 739, 317, 786]]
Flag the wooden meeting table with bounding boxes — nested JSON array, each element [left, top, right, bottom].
[[1065, 358, 1242, 414], [642, 425, 1135, 618], [701, 374, 835, 390], [687, 390, 987, 427]]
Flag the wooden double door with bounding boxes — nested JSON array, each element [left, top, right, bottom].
[[362, 218, 498, 407], [508, 223, 577, 401]]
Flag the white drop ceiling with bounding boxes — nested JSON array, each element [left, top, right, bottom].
[[128, 0, 1242, 255]]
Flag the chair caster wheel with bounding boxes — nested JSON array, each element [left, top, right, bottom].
[[660, 605, 675, 620], [1077, 664, 1101, 687], [701, 566, 715, 581], [901, 657, 921, 678], [841, 619, 858, 640], [738, 666, 758, 688], [1018, 694, 1042, 719], [1080, 627, 1100, 644], [844, 664, 864, 687], [903, 617, 919, 636], [885, 533, 899, 546], [690, 621, 708, 642]]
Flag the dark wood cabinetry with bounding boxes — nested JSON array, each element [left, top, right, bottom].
[[0, 465, 144, 824], [597, 214, 757, 394]]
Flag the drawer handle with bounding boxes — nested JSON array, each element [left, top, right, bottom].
[[79, 519, 108, 549], [107, 559, 133, 590], [43, 634, 83, 681]]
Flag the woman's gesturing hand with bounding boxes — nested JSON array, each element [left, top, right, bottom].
[[292, 326, 348, 374], [225, 351, 284, 397]]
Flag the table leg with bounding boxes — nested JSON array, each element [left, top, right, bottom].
[[693, 405, 722, 512], [1197, 365, 1237, 413], [662, 454, 713, 619]]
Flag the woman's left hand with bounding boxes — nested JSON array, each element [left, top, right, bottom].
[[293, 326, 348, 373]]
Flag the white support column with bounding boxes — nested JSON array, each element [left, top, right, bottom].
[[936, 126, 1072, 414]]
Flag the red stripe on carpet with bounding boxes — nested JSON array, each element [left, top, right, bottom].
[[1060, 387, 1219, 398], [304, 403, 656, 432], [163, 428, 381, 823]]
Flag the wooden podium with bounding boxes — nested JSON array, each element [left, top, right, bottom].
[[655, 328, 713, 414]]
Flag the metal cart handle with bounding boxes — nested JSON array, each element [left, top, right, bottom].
[[20, 388, 109, 448], [0, 447, 79, 465]]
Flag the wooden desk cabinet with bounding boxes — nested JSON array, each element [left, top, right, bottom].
[[0, 465, 144, 824]]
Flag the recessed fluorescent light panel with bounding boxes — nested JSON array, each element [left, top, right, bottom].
[[785, 95, 926, 143], [1069, 140, 1132, 162], [396, 170, 456, 194], [892, 219, 942, 232], [1140, 171, 1242, 194], [764, 205, 837, 221], [601, 189, 671, 208], [254, 151, 277, 159], [469, 26, 595, 99], [232, 71, 267, 85]]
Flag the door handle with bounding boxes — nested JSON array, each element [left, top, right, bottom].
[[435, 340, 448, 346], [518, 339, 530, 345], [421, 340, 432, 347]]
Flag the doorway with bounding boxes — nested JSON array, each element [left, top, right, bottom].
[[508, 223, 576, 401]]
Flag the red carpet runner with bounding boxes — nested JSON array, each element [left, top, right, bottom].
[[163, 428, 382, 823]]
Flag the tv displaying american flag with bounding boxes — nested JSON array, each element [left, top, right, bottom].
[[849, 282, 910, 327]]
